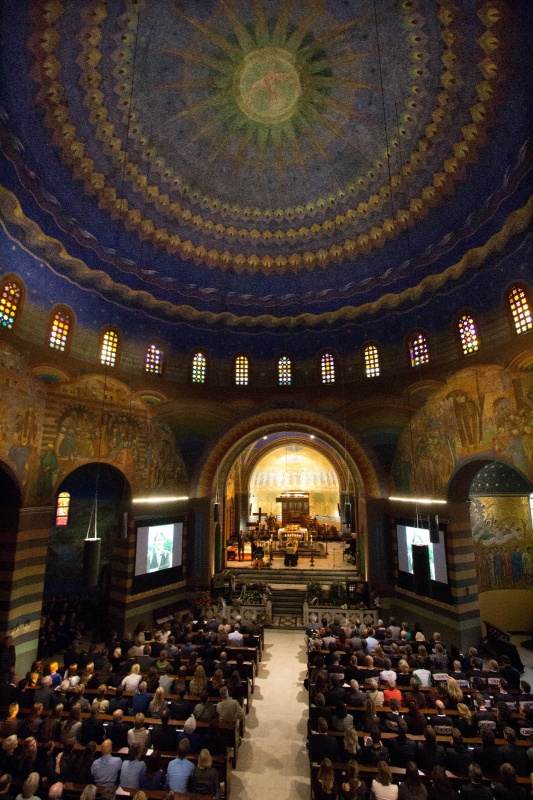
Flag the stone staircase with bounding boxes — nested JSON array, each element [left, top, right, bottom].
[[243, 566, 357, 587], [270, 586, 306, 627]]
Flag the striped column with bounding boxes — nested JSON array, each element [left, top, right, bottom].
[[1, 507, 52, 678]]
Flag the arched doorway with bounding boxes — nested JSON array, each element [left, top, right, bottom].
[[448, 458, 533, 635], [43, 463, 131, 641], [0, 462, 22, 634]]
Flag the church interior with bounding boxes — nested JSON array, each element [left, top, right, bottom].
[[0, 0, 532, 683]]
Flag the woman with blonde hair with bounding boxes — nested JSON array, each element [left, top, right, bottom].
[[188, 664, 208, 696], [122, 662, 142, 692], [396, 660, 411, 687], [455, 702, 476, 738], [15, 772, 41, 800], [313, 757, 339, 800], [445, 677, 463, 709], [340, 760, 366, 799], [366, 679, 384, 708], [148, 686, 166, 719], [341, 726, 361, 762], [60, 703, 82, 745], [79, 786, 97, 800], [91, 685, 110, 714], [370, 761, 398, 800], [190, 748, 220, 798], [127, 713, 151, 751]]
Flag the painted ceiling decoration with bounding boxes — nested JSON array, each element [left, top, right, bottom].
[[0, 0, 531, 335]]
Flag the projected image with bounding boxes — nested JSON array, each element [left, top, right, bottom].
[[134, 521, 183, 577], [147, 525, 173, 572], [397, 524, 448, 584], [406, 527, 434, 579]]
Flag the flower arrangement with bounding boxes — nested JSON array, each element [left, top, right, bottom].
[[193, 591, 217, 609]]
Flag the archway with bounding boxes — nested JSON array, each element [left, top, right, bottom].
[[42, 462, 131, 642], [448, 458, 533, 634], [0, 462, 22, 634]]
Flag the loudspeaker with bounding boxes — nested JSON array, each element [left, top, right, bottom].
[[213, 502, 220, 523], [121, 511, 128, 539], [429, 514, 439, 543], [412, 544, 431, 597], [344, 503, 351, 525], [82, 538, 101, 587], [337, 503, 341, 517]]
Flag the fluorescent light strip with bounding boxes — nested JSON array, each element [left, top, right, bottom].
[[132, 496, 189, 504], [389, 496, 447, 505]]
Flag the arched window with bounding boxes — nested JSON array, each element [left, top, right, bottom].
[[100, 328, 120, 367], [192, 351, 206, 383], [55, 492, 70, 526], [458, 313, 479, 355], [49, 306, 73, 351], [408, 331, 429, 367], [364, 344, 380, 378], [145, 343, 164, 374], [235, 355, 249, 386], [278, 355, 291, 386], [320, 352, 335, 384], [508, 285, 532, 335], [0, 277, 23, 329]]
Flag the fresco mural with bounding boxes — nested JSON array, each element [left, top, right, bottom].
[[471, 495, 533, 591], [0, 346, 187, 502], [392, 365, 533, 497], [0, 342, 46, 499], [249, 443, 340, 521]]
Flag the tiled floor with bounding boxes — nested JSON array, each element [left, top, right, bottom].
[[229, 629, 310, 800]]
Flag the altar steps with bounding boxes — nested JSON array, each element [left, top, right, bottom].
[[270, 586, 306, 628], [242, 566, 358, 587]]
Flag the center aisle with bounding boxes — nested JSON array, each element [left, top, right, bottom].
[[229, 629, 310, 799]]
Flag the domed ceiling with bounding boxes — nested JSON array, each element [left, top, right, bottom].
[[0, 0, 531, 347]]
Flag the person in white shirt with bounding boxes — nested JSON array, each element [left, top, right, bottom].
[[412, 657, 432, 687], [227, 625, 244, 646]]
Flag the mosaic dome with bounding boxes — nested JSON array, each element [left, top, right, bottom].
[[0, 0, 531, 341]]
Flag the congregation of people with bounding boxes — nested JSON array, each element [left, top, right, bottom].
[[307, 616, 533, 799], [0, 611, 260, 800]]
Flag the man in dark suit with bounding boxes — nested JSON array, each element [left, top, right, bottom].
[[147, 530, 171, 572], [445, 729, 473, 775], [150, 708, 178, 751], [107, 709, 130, 750], [309, 717, 338, 763], [108, 686, 130, 714], [460, 763, 492, 799], [386, 719, 417, 768]]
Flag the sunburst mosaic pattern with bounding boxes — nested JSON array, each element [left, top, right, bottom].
[[25, 0, 508, 280]]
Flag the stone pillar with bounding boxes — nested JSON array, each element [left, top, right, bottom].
[[445, 501, 481, 651], [3, 506, 52, 678], [188, 497, 212, 587], [234, 492, 249, 536]]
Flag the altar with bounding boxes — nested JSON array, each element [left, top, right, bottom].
[[279, 524, 309, 543]]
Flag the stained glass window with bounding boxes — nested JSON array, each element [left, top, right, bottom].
[[364, 344, 380, 378], [278, 355, 291, 386], [235, 355, 249, 385], [509, 286, 532, 335], [49, 307, 72, 351], [192, 351, 206, 383], [56, 492, 70, 526], [321, 352, 335, 384], [0, 279, 22, 329], [409, 332, 429, 367], [458, 314, 479, 355], [145, 343, 164, 374], [100, 329, 119, 367]]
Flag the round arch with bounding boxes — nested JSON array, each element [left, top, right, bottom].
[[193, 409, 385, 500]]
